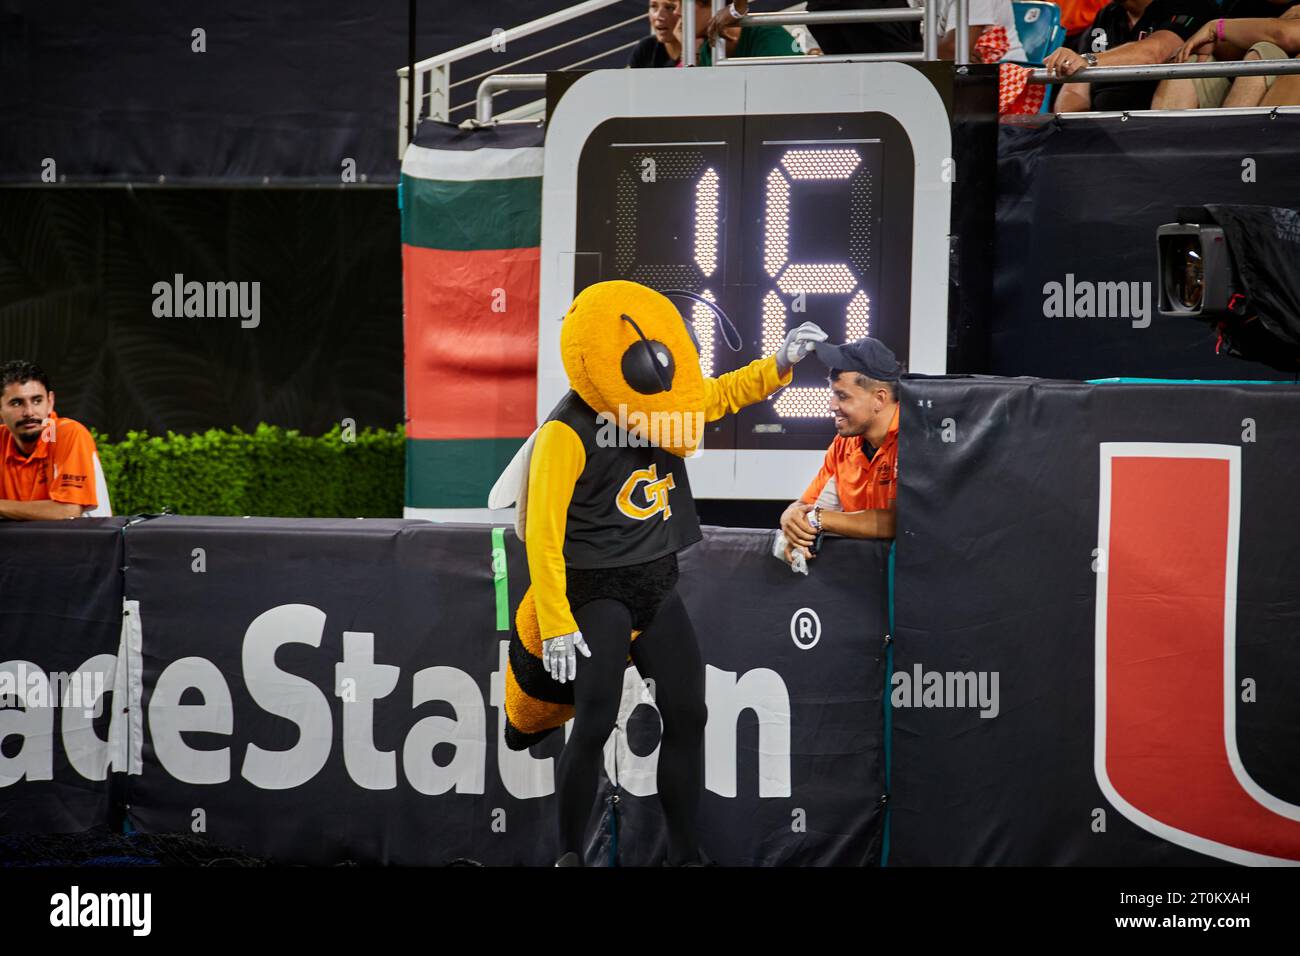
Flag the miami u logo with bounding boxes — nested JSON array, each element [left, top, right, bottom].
[[1097, 442, 1300, 865], [616, 464, 676, 521]]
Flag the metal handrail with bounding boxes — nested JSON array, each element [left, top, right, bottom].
[[398, 0, 627, 153], [561, 39, 643, 72], [719, 50, 926, 65], [476, 74, 547, 125], [955, 0, 969, 65], [449, 13, 644, 91], [709, 3, 944, 66], [1051, 105, 1300, 119], [923, 1, 939, 62], [453, 39, 643, 119], [683, 0, 698, 67], [398, 0, 623, 76], [713, 0, 727, 67], [740, 9, 924, 25], [1031, 58, 1300, 84], [406, 1, 974, 152]]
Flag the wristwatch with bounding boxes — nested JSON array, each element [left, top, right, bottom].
[[1083, 52, 1099, 67], [728, 2, 743, 20]]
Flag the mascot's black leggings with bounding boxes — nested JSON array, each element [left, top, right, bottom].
[[556, 591, 707, 865]]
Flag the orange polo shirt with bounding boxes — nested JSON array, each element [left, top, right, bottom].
[[800, 404, 899, 512], [1, 412, 99, 508], [1058, 0, 1111, 35]]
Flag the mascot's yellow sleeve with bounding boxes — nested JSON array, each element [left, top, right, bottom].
[[703, 354, 793, 422], [526, 419, 586, 640]]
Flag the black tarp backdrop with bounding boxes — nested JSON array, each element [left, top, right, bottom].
[[8, 386, 1300, 864], [994, 114, 1300, 382], [0, 0, 647, 183], [121, 518, 559, 866], [590, 530, 888, 867], [892, 376, 1300, 865], [115, 519, 885, 866], [0, 519, 126, 833], [948, 65, 999, 375], [1202, 203, 1300, 368], [0, 188, 403, 437]]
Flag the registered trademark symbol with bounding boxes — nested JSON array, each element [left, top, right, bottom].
[[790, 607, 821, 650]]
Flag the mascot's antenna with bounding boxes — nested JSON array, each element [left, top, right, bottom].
[[658, 289, 744, 353]]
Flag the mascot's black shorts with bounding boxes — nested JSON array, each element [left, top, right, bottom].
[[566, 552, 679, 632]]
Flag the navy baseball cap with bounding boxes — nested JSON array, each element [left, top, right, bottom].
[[812, 337, 902, 381]]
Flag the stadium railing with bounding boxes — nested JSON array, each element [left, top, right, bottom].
[[402, 0, 1300, 138], [1027, 57, 1300, 120], [397, 0, 816, 151]]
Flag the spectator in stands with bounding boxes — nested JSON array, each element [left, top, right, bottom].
[[1057, 0, 1114, 45], [933, 0, 1045, 112], [1152, 2, 1300, 108], [936, 0, 1028, 61], [708, 0, 920, 56], [629, 0, 684, 67], [1043, 0, 1219, 111], [682, 0, 807, 62], [0, 360, 100, 520], [778, 337, 902, 565]]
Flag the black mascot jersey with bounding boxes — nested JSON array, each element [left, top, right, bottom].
[[545, 389, 702, 570]]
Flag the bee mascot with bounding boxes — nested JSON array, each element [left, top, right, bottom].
[[489, 280, 824, 866]]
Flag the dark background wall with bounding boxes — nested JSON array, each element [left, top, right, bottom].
[[6, 2, 1297, 440], [0, 187, 402, 437], [0, 1, 650, 436], [993, 114, 1300, 383], [0, 0, 648, 184]]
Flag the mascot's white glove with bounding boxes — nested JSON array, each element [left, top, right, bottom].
[[542, 631, 591, 684], [775, 321, 828, 373]]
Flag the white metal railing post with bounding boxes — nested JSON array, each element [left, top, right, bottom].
[[923, 1, 938, 61], [683, 0, 698, 65], [955, 0, 969, 64], [713, 0, 727, 65], [398, 69, 410, 156], [429, 63, 449, 123], [413, 66, 425, 140]]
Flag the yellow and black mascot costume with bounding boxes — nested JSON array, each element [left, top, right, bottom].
[[489, 279, 822, 866]]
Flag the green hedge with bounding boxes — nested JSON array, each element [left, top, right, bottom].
[[91, 424, 405, 518]]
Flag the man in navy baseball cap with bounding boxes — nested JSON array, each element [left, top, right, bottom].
[[810, 336, 903, 386], [777, 337, 903, 564]]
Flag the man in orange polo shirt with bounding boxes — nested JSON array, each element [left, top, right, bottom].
[[779, 337, 902, 563], [0, 360, 100, 520]]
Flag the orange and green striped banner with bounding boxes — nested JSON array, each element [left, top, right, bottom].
[[400, 121, 545, 511]]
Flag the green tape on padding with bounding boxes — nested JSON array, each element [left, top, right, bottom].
[[405, 437, 526, 508], [491, 526, 509, 631], [882, 540, 896, 868], [1088, 377, 1293, 384], [400, 175, 541, 251]]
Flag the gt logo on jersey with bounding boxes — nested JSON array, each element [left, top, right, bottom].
[[616, 464, 676, 521]]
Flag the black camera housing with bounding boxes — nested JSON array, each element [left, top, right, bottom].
[[1155, 220, 1239, 318], [1156, 204, 1300, 371]]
